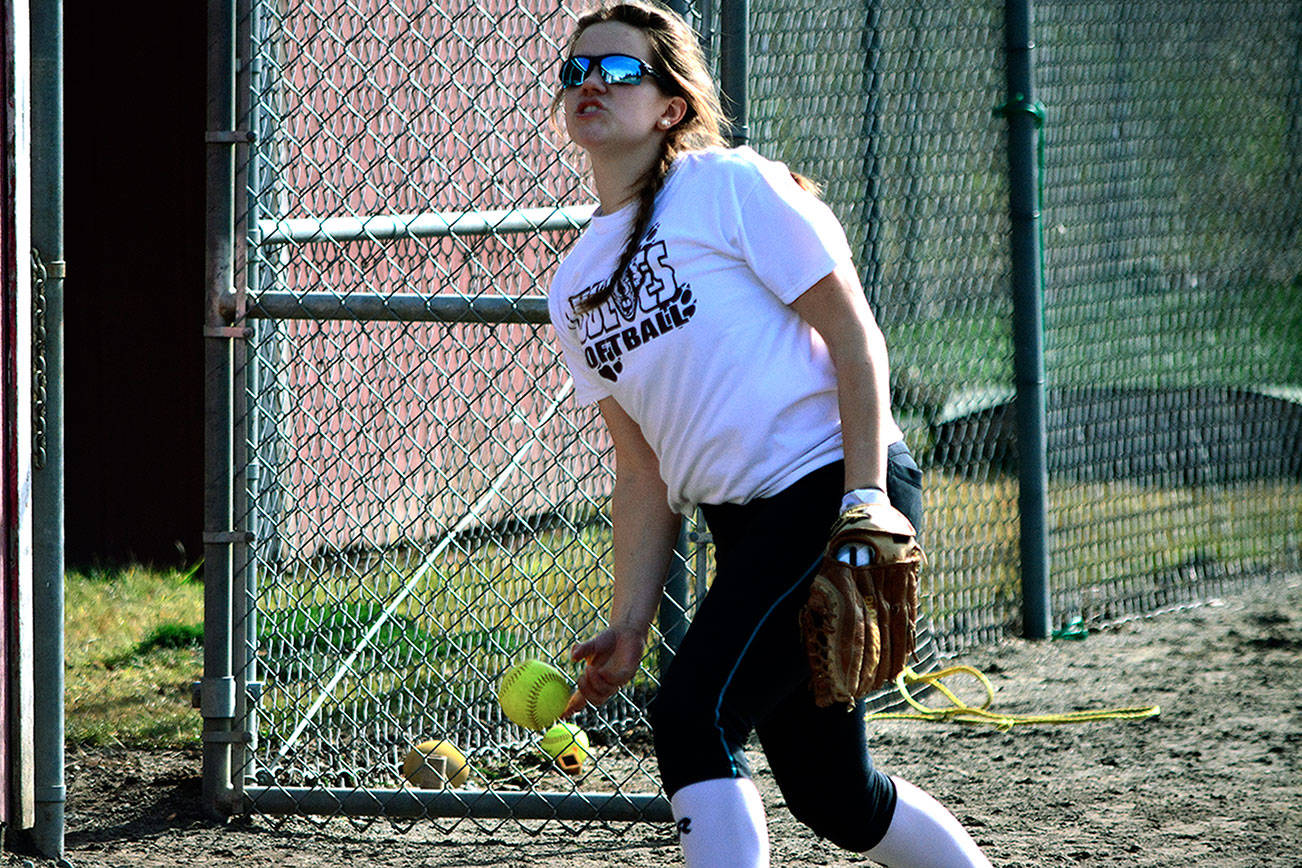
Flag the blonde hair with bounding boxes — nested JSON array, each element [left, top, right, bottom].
[[554, 2, 727, 312]]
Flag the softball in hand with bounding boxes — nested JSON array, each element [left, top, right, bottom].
[[497, 658, 572, 731]]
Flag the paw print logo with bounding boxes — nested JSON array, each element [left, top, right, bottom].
[[598, 360, 624, 382], [679, 288, 695, 319]]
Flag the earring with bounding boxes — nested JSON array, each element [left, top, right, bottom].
[[659, 119, 670, 128]]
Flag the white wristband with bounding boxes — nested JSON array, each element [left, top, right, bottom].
[[840, 486, 889, 513]]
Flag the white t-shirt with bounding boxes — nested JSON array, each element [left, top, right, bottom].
[[548, 146, 901, 513]]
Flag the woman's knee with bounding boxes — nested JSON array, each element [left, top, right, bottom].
[[781, 768, 897, 851], [649, 679, 751, 797]]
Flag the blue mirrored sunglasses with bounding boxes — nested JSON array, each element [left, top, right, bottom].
[[559, 53, 663, 88]]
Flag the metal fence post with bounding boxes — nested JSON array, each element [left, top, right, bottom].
[[656, 0, 702, 682], [859, 0, 884, 311], [30, 0, 66, 856], [1000, 0, 1051, 639], [229, 0, 256, 803], [657, 522, 691, 681], [719, 0, 749, 146], [203, 0, 241, 818]]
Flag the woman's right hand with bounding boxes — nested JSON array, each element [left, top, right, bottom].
[[563, 624, 648, 717]]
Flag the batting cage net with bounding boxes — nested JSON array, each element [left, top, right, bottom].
[[208, 0, 1301, 828]]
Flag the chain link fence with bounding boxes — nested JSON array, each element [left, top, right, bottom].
[[209, 0, 1302, 828]]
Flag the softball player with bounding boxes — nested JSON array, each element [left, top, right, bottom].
[[547, 4, 992, 866]]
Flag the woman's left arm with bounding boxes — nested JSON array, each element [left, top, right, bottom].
[[789, 263, 892, 494]]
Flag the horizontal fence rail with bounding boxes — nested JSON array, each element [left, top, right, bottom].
[[245, 786, 672, 821], [255, 204, 596, 245], [239, 292, 552, 324]]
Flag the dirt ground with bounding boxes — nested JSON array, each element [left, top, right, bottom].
[[7, 574, 1300, 868]]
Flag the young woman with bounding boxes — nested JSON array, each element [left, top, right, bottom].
[[546, 3, 993, 866]]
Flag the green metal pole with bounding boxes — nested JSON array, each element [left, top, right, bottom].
[[30, 0, 66, 857], [719, 0, 748, 146], [859, 0, 884, 310], [1000, 0, 1051, 639]]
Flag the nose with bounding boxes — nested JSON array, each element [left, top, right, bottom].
[[578, 65, 606, 92]]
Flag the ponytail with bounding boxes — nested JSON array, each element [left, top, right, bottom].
[[790, 170, 822, 198], [558, 2, 725, 314], [578, 140, 674, 314]]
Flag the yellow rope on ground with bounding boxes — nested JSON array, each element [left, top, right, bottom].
[[865, 664, 1161, 731]]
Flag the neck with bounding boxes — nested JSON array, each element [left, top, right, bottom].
[[588, 137, 665, 214]]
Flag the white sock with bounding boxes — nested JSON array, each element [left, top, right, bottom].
[[670, 777, 770, 868], [865, 777, 992, 868]]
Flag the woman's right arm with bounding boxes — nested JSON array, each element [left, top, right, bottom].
[[568, 396, 682, 712]]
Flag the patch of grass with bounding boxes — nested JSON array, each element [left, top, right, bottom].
[[66, 566, 204, 747], [885, 277, 1302, 408], [103, 621, 203, 668], [260, 601, 437, 652]]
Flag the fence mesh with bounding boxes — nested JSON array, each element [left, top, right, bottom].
[[221, 0, 1302, 827]]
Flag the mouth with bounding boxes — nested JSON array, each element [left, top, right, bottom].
[[575, 99, 604, 118]]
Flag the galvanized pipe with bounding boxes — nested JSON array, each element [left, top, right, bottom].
[[238, 291, 551, 325], [228, 0, 255, 802], [203, 0, 240, 818], [245, 786, 672, 822], [256, 204, 595, 246], [1001, 0, 1051, 639], [30, 0, 66, 856]]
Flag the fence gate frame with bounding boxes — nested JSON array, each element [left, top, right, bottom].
[[198, 0, 1035, 825], [199, 0, 740, 824], [193, 0, 1302, 830]]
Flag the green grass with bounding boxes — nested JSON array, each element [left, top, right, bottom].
[[66, 565, 205, 747], [882, 274, 1302, 409]]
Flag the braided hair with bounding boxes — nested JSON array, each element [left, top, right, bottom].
[[555, 2, 822, 313], [554, 2, 726, 312]]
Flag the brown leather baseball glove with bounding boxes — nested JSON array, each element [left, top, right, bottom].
[[799, 502, 926, 708]]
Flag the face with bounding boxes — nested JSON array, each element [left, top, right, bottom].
[[562, 22, 685, 156]]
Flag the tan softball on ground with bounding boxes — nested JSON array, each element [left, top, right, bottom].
[[401, 738, 471, 789], [497, 658, 572, 731]]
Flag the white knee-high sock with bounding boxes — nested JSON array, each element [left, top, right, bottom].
[[865, 777, 992, 868], [670, 777, 770, 868]]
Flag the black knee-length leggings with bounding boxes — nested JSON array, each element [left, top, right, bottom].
[[648, 443, 923, 852]]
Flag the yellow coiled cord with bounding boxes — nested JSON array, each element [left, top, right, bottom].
[[865, 664, 1161, 731]]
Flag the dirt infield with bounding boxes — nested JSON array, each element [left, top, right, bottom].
[[8, 575, 1300, 867]]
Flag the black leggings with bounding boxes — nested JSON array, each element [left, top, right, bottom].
[[648, 443, 923, 852]]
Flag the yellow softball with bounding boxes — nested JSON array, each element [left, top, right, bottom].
[[540, 722, 589, 776], [498, 658, 571, 731]]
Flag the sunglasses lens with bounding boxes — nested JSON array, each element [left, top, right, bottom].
[[599, 55, 645, 85], [559, 57, 590, 87], [561, 55, 657, 87]]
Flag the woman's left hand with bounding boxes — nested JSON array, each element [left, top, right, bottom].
[[563, 624, 648, 717]]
